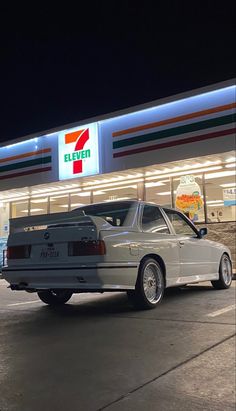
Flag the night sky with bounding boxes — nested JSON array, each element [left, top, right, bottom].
[[1, 2, 235, 144]]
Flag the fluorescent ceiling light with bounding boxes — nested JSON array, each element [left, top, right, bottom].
[[207, 203, 224, 207], [83, 178, 143, 191], [76, 192, 91, 197], [1, 196, 30, 203], [93, 191, 106, 195], [144, 161, 222, 177], [50, 194, 69, 199], [206, 200, 224, 204], [146, 166, 222, 181], [31, 187, 82, 198], [156, 191, 171, 196], [101, 185, 137, 192], [226, 157, 236, 163], [31, 199, 48, 203], [205, 170, 236, 179], [225, 163, 236, 168], [21, 208, 44, 213], [145, 182, 166, 187], [220, 182, 236, 187]]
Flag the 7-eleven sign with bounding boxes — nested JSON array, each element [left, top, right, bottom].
[[58, 123, 99, 180]]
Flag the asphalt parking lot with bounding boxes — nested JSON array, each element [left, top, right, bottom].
[[0, 279, 235, 411]]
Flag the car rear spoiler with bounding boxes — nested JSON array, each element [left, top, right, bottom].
[[9, 210, 112, 234]]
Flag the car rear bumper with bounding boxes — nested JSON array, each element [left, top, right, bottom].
[[2, 263, 138, 291]]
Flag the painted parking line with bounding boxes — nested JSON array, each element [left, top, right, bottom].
[[207, 304, 236, 317], [7, 300, 41, 307]]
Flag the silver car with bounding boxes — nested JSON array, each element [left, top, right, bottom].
[[2, 200, 233, 309]]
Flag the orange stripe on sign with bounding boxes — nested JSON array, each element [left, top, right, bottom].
[[112, 102, 236, 137], [0, 148, 52, 164], [65, 130, 85, 144]]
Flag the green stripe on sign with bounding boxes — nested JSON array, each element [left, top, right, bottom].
[[113, 113, 236, 149], [0, 156, 52, 174]]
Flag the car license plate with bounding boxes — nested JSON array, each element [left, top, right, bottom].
[[40, 247, 60, 258]]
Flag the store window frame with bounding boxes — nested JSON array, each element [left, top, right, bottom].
[[7, 167, 236, 224]]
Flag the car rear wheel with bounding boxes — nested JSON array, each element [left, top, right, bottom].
[[211, 254, 232, 290], [37, 289, 73, 305], [127, 258, 165, 309]]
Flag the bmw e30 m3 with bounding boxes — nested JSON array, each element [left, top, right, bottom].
[[1, 200, 233, 309]]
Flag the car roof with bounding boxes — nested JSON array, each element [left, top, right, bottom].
[[76, 199, 175, 210]]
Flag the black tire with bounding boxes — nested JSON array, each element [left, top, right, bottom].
[[127, 258, 165, 309], [37, 289, 73, 305], [211, 254, 232, 290]]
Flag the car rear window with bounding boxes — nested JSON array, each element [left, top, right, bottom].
[[76, 202, 133, 226]]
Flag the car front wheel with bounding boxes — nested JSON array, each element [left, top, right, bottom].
[[211, 254, 232, 290], [37, 289, 73, 305], [127, 258, 165, 309]]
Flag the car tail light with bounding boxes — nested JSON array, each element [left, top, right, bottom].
[[7, 245, 31, 259], [68, 240, 106, 256]]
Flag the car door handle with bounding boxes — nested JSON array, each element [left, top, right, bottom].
[[179, 241, 185, 246]]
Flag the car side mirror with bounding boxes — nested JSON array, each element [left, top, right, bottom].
[[199, 227, 207, 238]]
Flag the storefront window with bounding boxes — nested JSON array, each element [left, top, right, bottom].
[[145, 180, 171, 207], [50, 195, 69, 213], [11, 201, 30, 218], [93, 184, 138, 203], [30, 197, 48, 215], [173, 175, 205, 223], [70, 192, 91, 210], [205, 170, 236, 223]]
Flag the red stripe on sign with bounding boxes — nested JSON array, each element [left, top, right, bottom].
[[73, 129, 89, 174], [0, 166, 52, 180], [113, 128, 236, 158]]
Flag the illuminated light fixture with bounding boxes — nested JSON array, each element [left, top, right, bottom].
[[76, 192, 91, 197], [82, 178, 144, 191], [83, 176, 143, 188], [31, 199, 48, 203], [156, 190, 177, 196], [93, 191, 106, 195], [204, 170, 236, 179], [101, 185, 137, 192], [32, 183, 80, 194], [206, 200, 224, 204], [226, 157, 236, 163], [21, 208, 44, 213], [31, 187, 82, 198], [220, 182, 236, 187], [144, 160, 222, 177], [5, 139, 35, 149], [225, 163, 236, 168], [145, 182, 166, 188], [1, 196, 30, 203], [101, 85, 236, 124], [50, 194, 69, 199], [207, 203, 224, 207], [145, 166, 222, 181]]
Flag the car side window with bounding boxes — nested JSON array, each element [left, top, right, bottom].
[[164, 209, 196, 236], [142, 205, 170, 234]]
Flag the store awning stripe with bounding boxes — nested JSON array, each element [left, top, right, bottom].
[[0, 148, 51, 164], [0, 166, 52, 181], [0, 156, 52, 174], [112, 102, 236, 137], [113, 127, 236, 158], [113, 113, 236, 150]]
